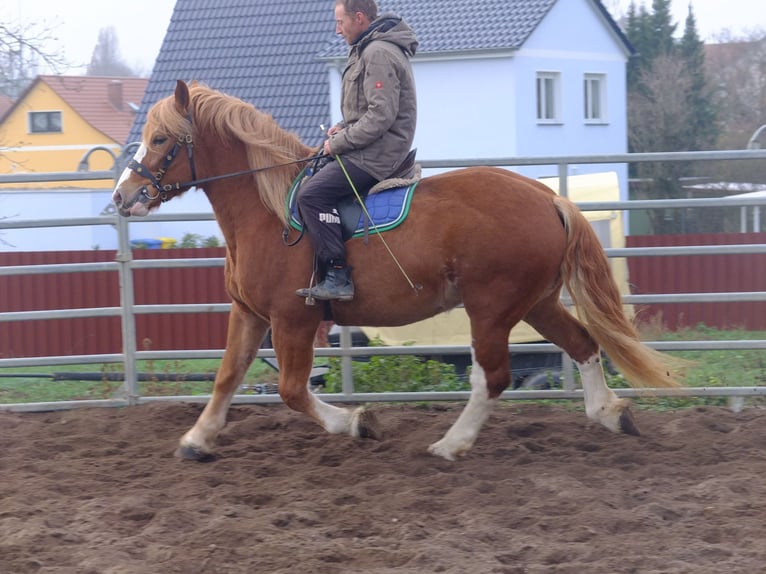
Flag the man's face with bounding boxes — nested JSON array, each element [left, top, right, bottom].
[[335, 4, 367, 45]]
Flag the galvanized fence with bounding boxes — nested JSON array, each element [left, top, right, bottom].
[[1, 149, 766, 412]]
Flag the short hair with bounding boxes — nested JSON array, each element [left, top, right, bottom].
[[335, 0, 378, 21]]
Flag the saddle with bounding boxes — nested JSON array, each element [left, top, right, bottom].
[[287, 151, 421, 241]]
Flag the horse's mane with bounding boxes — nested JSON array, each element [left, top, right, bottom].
[[144, 83, 313, 226]]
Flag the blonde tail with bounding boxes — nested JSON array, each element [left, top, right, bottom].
[[554, 197, 683, 388]]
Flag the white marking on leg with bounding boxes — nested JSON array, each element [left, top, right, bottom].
[[429, 348, 495, 460], [308, 392, 353, 434], [180, 395, 234, 453], [577, 353, 624, 432]]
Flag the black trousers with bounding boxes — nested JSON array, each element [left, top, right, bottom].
[[296, 157, 378, 265]]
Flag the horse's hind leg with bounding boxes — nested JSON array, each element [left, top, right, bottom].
[[428, 321, 512, 461], [176, 303, 269, 461], [523, 294, 640, 435]]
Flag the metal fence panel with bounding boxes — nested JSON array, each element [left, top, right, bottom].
[[1, 149, 766, 410]]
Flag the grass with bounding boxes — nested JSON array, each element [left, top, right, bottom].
[[621, 325, 766, 409], [0, 359, 277, 404], [0, 326, 763, 406]]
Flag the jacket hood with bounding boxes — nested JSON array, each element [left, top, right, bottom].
[[355, 13, 418, 56]]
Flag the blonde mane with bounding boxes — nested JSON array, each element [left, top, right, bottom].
[[144, 83, 314, 226]]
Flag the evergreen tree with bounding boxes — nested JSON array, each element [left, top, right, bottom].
[[649, 0, 677, 59], [679, 6, 719, 150], [623, 0, 721, 233], [625, 2, 651, 88]]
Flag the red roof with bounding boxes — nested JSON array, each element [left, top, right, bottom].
[[38, 75, 148, 143], [0, 93, 13, 118]]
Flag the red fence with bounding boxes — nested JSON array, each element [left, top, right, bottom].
[[1, 233, 765, 358], [626, 232, 766, 331], [0, 248, 229, 358]]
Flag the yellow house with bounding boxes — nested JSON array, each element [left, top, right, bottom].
[[0, 75, 147, 189]]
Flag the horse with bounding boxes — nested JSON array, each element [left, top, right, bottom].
[[112, 80, 682, 462]]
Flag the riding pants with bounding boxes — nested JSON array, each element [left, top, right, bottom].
[[296, 157, 378, 265]]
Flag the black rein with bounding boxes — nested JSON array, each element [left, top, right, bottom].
[[128, 125, 324, 204]]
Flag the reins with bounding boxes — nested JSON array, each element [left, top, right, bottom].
[[157, 153, 327, 194], [130, 133, 324, 204], [127, 109, 324, 205]]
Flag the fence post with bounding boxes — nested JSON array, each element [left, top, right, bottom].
[[339, 326, 355, 397], [115, 209, 139, 404]]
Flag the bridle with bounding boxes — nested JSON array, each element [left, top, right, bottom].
[[127, 111, 324, 205], [128, 132, 197, 204]]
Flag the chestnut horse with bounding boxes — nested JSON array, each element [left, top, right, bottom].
[[113, 80, 681, 461]]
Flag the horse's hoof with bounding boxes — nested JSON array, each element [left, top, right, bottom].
[[619, 407, 641, 436], [351, 407, 383, 440], [175, 444, 217, 462], [427, 441, 457, 461]]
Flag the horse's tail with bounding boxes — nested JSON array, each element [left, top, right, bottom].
[[554, 197, 683, 389]]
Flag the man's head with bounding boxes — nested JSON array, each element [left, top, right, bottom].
[[334, 0, 378, 45]]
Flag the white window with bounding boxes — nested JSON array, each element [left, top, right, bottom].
[[584, 74, 607, 123], [28, 111, 63, 134], [536, 72, 561, 123]]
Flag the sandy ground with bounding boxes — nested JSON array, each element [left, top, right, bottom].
[[1, 401, 765, 573]]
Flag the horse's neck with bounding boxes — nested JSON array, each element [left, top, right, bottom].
[[202, 181, 283, 250], [197, 136, 310, 251]]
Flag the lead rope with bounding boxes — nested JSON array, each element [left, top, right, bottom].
[[336, 155, 420, 294]]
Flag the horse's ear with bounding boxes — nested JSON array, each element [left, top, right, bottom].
[[174, 80, 191, 115]]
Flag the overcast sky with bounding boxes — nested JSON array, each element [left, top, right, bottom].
[[2, 0, 762, 76]]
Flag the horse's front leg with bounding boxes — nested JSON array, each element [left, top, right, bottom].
[[271, 319, 381, 440], [176, 304, 269, 461]]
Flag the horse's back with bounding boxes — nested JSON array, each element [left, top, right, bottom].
[[414, 166, 559, 218], [407, 166, 566, 250]]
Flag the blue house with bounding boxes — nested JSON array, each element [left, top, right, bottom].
[[122, 0, 633, 237]]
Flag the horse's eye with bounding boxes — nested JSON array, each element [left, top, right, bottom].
[[151, 135, 168, 147]]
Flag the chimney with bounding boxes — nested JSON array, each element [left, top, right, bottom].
[[108, 80, 123, 111]]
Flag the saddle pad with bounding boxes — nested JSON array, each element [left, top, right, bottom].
[[286, 170, 418, 238]]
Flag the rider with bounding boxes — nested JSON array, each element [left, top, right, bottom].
[[296, 0, 418, 301]]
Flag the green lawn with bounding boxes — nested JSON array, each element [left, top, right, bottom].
[[0, 359, 277, 404], [1, 326, 763, 406]]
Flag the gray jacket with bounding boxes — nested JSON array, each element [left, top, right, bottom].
[[328, 14, 418, 181]]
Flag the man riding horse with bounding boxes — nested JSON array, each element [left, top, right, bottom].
[[295, 0, 418, 302]]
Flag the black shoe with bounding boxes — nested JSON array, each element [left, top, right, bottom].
[[296, 266, 354, 301]]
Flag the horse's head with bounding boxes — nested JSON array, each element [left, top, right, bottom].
[[112, 80, 197, 217]]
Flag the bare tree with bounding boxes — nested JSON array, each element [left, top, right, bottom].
[[628, 54, 700, 233], [705, 32, 766, 183], [1, 22, 67, 98], [87, 27, 135, 77], [707, 34, 766, 145]]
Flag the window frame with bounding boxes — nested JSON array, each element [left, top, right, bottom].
[[536, 71, 561, 124], [583, 73, 608, 124], [28, 110, 63, 134]]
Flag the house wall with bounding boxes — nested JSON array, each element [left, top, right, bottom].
[[0, 83, 120, 189], [513, 0, 629, 196], [326, 0, 630, 198]]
